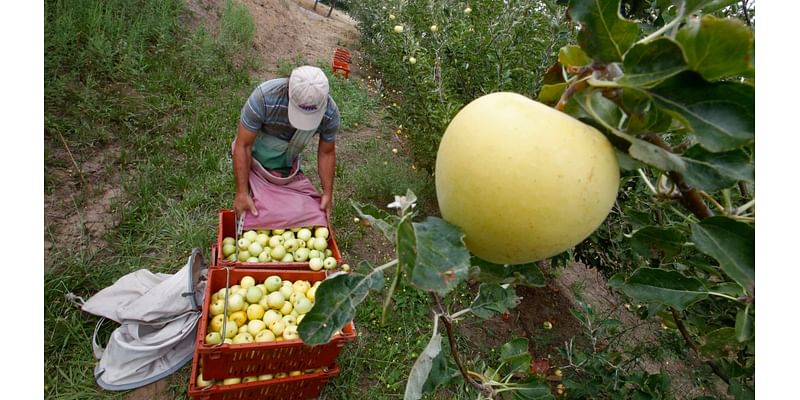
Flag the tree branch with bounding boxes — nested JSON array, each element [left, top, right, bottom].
[[431, 293, 494, 398], [671, 308, 730, 385]]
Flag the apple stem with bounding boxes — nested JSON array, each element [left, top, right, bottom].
[[431, 293, 495, 398]]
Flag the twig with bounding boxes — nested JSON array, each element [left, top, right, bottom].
[[55, 130, 89, 192], [430, 293, 494, 398], [555, 67, 592, 111], [670, 308, 730, 384], [642, 134, 713, 220]]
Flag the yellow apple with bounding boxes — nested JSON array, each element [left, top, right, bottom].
[[246, 304, 265, 321], [247, 319, 267, 335], [221, 321, 238, 339], [210, 314, 226, 332], [263, 309, 282, 326], [223, 377, 241, 385], [197, 373, 215, 388], [240, 275, 256, 289], [255, 329, 276, 342], [229, 310, 247, 327], [435, 92, 619, 264]]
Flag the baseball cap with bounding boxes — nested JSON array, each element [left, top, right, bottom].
[[287, 66, 329, 130]]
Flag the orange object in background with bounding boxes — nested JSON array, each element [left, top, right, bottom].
[[331, 48, 351, 79]]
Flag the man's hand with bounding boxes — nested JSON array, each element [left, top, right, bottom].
[[320, 192, 333, 217], [234, 192, 258, 217]]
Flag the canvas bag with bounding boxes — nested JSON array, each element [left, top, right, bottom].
[[77, 248, 207, 390], [233, 128, 328, 230]]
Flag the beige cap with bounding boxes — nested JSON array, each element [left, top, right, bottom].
[[288, 66, 329, 130]]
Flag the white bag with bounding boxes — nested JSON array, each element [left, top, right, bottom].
[[79, 248, 207, 390]]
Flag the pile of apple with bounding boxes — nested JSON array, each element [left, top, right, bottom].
[[195, 366, 327, 388], [221, 226, 345, 271], [204, 274, 321, 346]]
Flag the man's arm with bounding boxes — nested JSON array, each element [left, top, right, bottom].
[[233, 122, 258, 216], [317, 139, 336, 215]]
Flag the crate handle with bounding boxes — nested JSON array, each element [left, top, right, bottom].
[[211, 267, 234, 351]]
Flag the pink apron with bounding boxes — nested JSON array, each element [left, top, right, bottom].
[[232, 134, 328, 230]]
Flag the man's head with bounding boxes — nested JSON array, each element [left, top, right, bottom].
[[287, 66, 329, 130]]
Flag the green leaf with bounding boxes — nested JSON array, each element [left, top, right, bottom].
[[630, 226, 687, 260], [538, 83, 566, 105], [352, 201, 399, 242], [621, 267, 708, 310], [728, 379, 755, 400], [298, 264, 385, 345], [558, 44, 592, 67], [680, 145, 754, 191], [513, 377, 556, 399], [648, 71, 754, 152], [684, 0, 738, 15], [620, 88, 673, 134], [615, 150, 645, 171], [735, 304, 754, 342], [470, 284, 520, 319], [699, 327, 737, 358], [690, 216, 754, 294], [421, 347, 461, 394], [397, 216, 417, 273], [404, 330, 442, 400], [676, 16, 754, 81], [618, 38, 687, 88], [409, 217, 471, 296], [500, 337, 531, 373], [569, 0, 641, 62], [469, 257, 546, 287]]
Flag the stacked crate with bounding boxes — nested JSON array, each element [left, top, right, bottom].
[[188, 210, 354, 400]]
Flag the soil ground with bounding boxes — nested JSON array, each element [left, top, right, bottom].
[[44, 1, 728, 398]]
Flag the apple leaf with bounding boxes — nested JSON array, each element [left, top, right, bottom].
[[421, 348, 461, 394], [538, 83, 566, 105], [569, 0, 641, 62], [621, 267, 708, 311], [629, 226, 687, 260], [404, 329, 442, 400], [618, 38, 687, 88], [501, 337, 532, 374], [684, 0, 738, 15], [409, 217, 471, 296], [647, 71, 754, 152], [699, 327, 737, 358], [558, 45, 592, 67], [469, 283, 520, 319], [298, 263, 385, 345], [469, 257, 546, 288], [680, 145, 754, 191], [690, 217, 755, 294], [512, 378, 556, 399], [396, 215, 417, 275], [735, 304, 754, 342], [352, 200, 399, 242], [676, 16, 754, 81]]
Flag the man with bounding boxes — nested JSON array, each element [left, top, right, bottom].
[[232, 66, 339, 229]]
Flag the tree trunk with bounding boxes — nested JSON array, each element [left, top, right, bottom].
[[327, 0, 337, 17]]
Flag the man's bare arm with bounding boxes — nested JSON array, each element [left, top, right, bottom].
[[233, 122, 258, 216]]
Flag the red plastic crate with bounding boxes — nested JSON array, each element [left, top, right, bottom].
[[188, 347, 340, 400], [216, 209, 342, 269], [197, 268, 357, 380]]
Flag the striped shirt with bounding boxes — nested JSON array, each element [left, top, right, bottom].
[[240, 78, 340, 143]]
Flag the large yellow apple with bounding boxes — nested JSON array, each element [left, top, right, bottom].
[[435, 92, 619, 264]]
